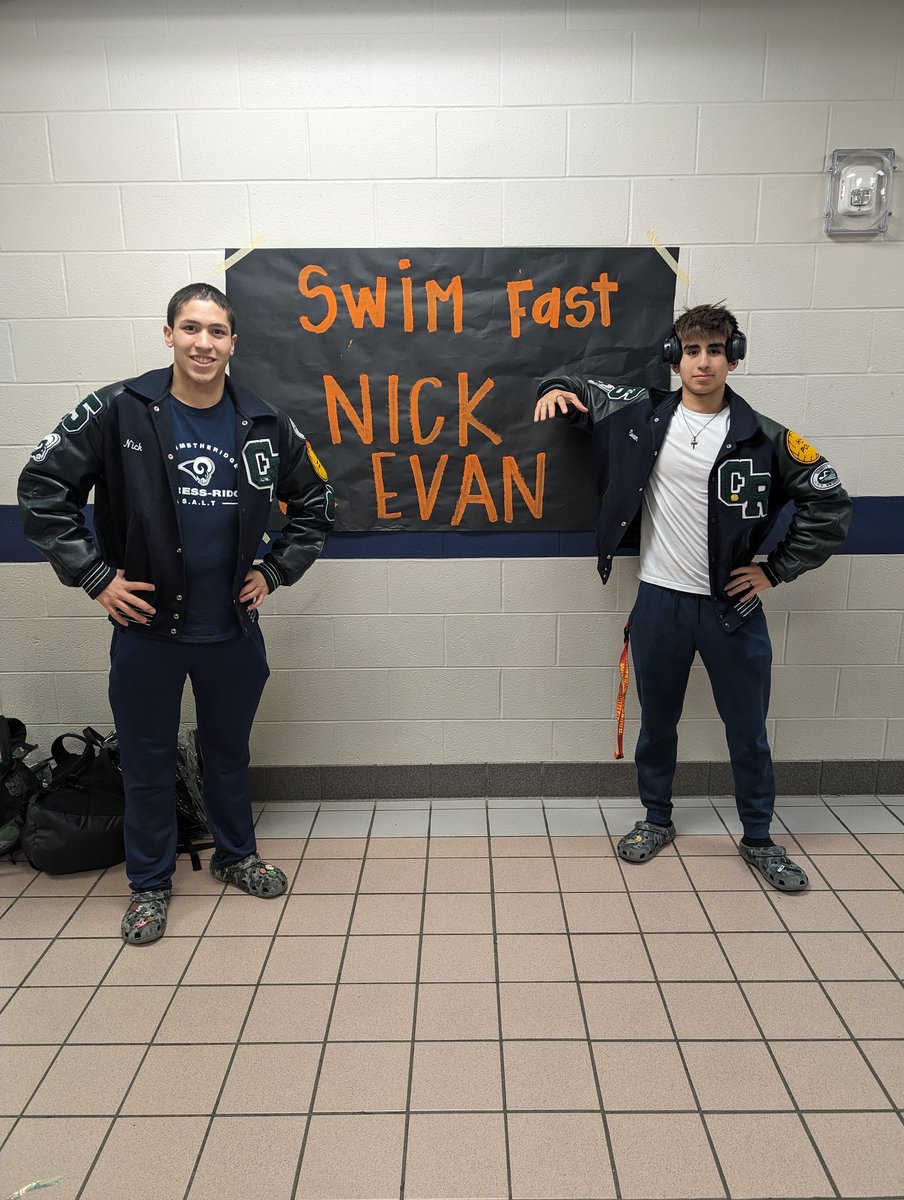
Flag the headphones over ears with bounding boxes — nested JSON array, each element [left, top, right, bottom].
[[661, 326, 747, 366]]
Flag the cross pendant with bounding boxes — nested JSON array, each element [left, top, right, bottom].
[[691, 438, 698, 449]]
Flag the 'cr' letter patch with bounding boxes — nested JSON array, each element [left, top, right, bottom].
[[786, 431, 820, 464], [242, 439, 279, 498], [718, 459, 770, 520]]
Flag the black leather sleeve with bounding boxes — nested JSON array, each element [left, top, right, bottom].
[[17, 390, 118, 598], [259, 414, 335, 591]]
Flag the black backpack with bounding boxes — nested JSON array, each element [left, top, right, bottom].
[[0, 717, 40, 857], [20, 727, 126, 874]]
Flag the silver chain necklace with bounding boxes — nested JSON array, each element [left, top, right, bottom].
[[678, 403, 725, 449]]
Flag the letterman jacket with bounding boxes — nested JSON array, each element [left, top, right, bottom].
[[537, 375, 852, 632], [18, 367, 335, 639]]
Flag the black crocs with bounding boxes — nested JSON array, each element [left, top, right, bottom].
[[739, 843, 808, 891], [617, 820, 676, 863], [210, 852, 287, 898], [121, 889, 172, 945]]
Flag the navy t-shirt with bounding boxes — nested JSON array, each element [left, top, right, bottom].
[[170, 393, 241, 641]]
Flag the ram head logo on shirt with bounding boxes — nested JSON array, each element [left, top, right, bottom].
[[178, 456, 216, 487]]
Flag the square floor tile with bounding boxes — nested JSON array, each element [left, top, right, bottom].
[[367, 835, 428, 858], [770, 890, 858, 932], [188, 1115, 307, 1200], [351, 892, 423, 934], [0, 896, 81, 938], [775, 806, 848, 834], [359, 858, 425, 893], [646, 933, 734, 982], [622, 857, 694, 892], [552, 835, 614, 857], [22, 869, 103, 897], [662, 982, 760, 1039], [492, 856, 559, 892], [423, 891, 493, 934], [0, 986, 99, 1045], [791, 833, 865, 855], [0, 861, 38, 897], [278, 894, 354, 936], [805, 1112, 904, 1200], [0, 939, 50, 987], [682, 1040, 792, 1111], [428, 835, 488, 856], [828, 805, 904, 834], [83, 1115, 208, 1199], [181, 935, 271, 985], [329, 983, 415, 1041], [489, 808, 548, 836], [410, 1041, 503, 1111], [218, 1042, 321, 1113], [260, 936, 344, 985], [121, 1043, 232, 1115], [839, 889, 904, 931], [0, 1045, 57, 1116], [293, 859, 361, 894], [556, 857, 626, 891], [303, 838, 365, 859], [0, 1115, 111, 1200], [608, 1113, 723, 1200], [706, 1112, 832, 1199], [497, 933, 575, 982], [859, 1040, 904, 1106], [426, 856, 490, 893], [741, 983, 847, 1039], [204, 893, 287, 936], [793, 931, 893, 980], [824, 980, 904, 1037], [562, 893, 639, 934], [682, 855, 762, 891], [809, 854, 896, 890], [419, 934, 495, 982], [719, 932, 814, 981], [340, 934, 420, 983], [314, 1041, 410, 1112], [404, 1113, 506, 1200], [771, 1039, 891, 1110], [22, 938, 120, 987], [582, 982, 673, 1040], [296, 1115, 404, 1198], [415, 982, 499, 1040], [241, 984, 333, 1043], [508, 1112, 616, 1199], [698, 890, 784, 932], [632, 891, 710, 933], [571, 934, 653, 982], [676, 834, 739, 856], [493, 892, 566, 934], [309, 809, 371, 838], [499, 981, 586, 1038], [492, 837, 554, 859], [504, 1040, 599, 1110], [594, 1041, 695, 1111], [104, 936, 197, 985], [370, 809, 430, 837], [429, 808, 488, 837], [544, 808, 607, 836], [26, 1044, 143, 1116], [153, 985, 252, 1044], [867, 932, 904, 977], [253, 809, 316, 837]]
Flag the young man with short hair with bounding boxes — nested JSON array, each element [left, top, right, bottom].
[[536, 304, 851, 888], [19, 283, 334, 942]]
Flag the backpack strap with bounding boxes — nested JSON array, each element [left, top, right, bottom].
[[48, 733, 95, 787]]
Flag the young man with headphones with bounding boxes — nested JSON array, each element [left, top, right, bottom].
[[535, 304, 852, 889]]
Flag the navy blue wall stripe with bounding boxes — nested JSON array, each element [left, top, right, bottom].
[[2, 498, 902, 563]]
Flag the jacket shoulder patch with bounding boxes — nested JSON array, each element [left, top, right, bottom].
[[786, 430, 821, 464], [810, 462, 840, 490]]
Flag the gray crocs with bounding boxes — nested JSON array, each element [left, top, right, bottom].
[[739, 843, 808, 891], [210, 852, 287, 898], [121, 888, 171, 945], [617, 820, 676, 863]]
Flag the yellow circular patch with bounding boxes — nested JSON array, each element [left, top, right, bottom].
[[786, 431, 820, 464], [306, 443, 328, 482]]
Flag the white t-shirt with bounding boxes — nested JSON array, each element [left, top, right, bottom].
[[638, 403, 730, 595]]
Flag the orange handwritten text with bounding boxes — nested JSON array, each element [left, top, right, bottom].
[[506, 273, 619, 338]]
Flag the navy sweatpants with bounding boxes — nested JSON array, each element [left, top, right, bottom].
[[108, 626, 270, 891], [629, 581, 776, 840]]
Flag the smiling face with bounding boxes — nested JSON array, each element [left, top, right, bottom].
[[163, 298, 236, 396], [671, 330, 737, 404]]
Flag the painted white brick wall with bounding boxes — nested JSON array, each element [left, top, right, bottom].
[[1, 0, 902, 769]]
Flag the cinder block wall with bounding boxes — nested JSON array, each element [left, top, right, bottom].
[[1, 0, 902, 776]]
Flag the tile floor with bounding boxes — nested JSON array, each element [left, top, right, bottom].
[[2, 793, 904, 1199]]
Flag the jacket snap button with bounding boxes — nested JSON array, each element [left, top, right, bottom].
[[176, 594, 182, 601], [170, 628, 177, 634], [620, 520, 626, 527], [168, 453, 174, 460]]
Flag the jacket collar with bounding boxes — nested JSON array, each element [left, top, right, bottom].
[[650, 384, 761, 443], [122, 366, 274, 421]]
